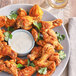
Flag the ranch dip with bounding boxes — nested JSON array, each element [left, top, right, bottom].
[[9, 30, 34, 55]]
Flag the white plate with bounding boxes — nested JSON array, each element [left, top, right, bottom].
[[0, 4, 70, 76]]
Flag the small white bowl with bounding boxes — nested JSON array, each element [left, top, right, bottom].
[[8, 29, 35, 56]]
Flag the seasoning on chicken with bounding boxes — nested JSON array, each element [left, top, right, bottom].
[[27, 46, 42, 61], [17, 8, 27, 16], [18, 66, 36, 76], [0, 16, 7, 27], [29, 5, 43, 19], [0, 29, 4, 41], [0, 41, 17, 59]]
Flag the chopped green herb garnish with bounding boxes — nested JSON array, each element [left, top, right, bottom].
[[33, 21, 42, 30], [56, 32, 65, 43], [7, 11, 17, 20], [7, 27, 14, 32], [58, 50, 66, 60], [27, 59, 35, 67], [17, 64, 25, 69], [37, 33, 43, 41], [4, 32, 12, 41], [38, 67, 47, 74]]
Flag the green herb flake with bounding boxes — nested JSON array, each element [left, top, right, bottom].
[[9, 34, 12, 39], [7, 27, 14, 32], [7, 11, 17, 20], [56, 32, 65, 42], [27, 59, 30, 66], [38, 67, 47, 74], [30, 63, 35, 67], [33, 21, 42, 30], [17, 64, 24, 69], [4, 32, 10, 37], [58, 50, 66, 60]]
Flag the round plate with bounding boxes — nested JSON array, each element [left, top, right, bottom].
[[0, 4, 70, 76]]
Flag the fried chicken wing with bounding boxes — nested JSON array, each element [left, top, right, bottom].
[[18, 66, 36, 76], [36, 61, 56, 76], [16, 57, 28, 65], [0, 60, 18, 76], [42, 29, 63, 50], [17, 8, 27, 17], [27, 46, 42, 61], [31, 28, 38, 41], [0, 16, 7, 27], [29, 5, 43, 19], [5, 18, 16, 28], [34, 44, 55, 67], [49, 52, 61, 66], [0, 41, 17, 59], [41, 19, 62, 31], [0, 29, 4, 41], [16, 16, 33, 30]]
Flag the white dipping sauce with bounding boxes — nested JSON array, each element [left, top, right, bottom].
[[9, 31, 33, 54]]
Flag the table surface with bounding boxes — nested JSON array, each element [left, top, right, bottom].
[[0, 0, 75, 76]]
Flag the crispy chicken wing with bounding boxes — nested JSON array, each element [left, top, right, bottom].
[[34, 44, 55, 67], [36, 61, 56, 76], [42, 29, 63, 50], [31, 28, 38, 41], [29, 5, 43, 19], [17, 8, 27, 17], [48, 52, 61, 66], [0, 41, 17, 59], [16, 16, 33, 30], [0, 16, 7, 27], [16, 57, 28, 65], [40, 19, 62, 31], [0, 29, 4, 41], [0, 60, 18, 76], [5, 18, 15, 28], [27, 46, 42, 61], [18, 66, 36, 76]]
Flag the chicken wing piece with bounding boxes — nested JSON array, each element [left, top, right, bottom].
[[5, 18, 16, 28], [36, 61, 56, 76], [34, 44, 55, 67], [42, 29, 63, 50], [0, 41, 17, 59], [36, 40, 46, 47], [27, 46, 42, 61], [49, 52, 61, 66], [0, 60, 18, 76], [0, 29, 4, 41], [17, 8, 27, 17], [29, 5, 43, 20], [31, 28, 38, 42], [16, 16, 33, 30], [18, 66, 36, 76], [16, 57, 28, 65], [0, 16, 7, 27], [40, 19, 62, 31]]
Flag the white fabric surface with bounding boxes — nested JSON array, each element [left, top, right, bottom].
[[68, 17, 76, 76]]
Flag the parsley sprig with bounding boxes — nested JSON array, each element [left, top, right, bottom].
[[17, 64, 25, 69]]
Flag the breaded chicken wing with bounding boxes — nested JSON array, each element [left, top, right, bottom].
[[16, 16, 33, 30], [34, 44, 55, 67], [18, 66, 36, 76], [36, 61, 56, 76], [31, 28, 38, 41], [0, 41, 17, 59], [42, 29, 63, 50], [16, 57, 28, 65], [0, 16, 7, 27], [5, 18, 15, 28], [40, 19, 62, 31], [29, 5, 43, 19], [49, 52, 61, 66], [0, 60, 18, 76], [0, 29, 4, 41], [17, 8, 27, 17], [27, 46, 42, 61]]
